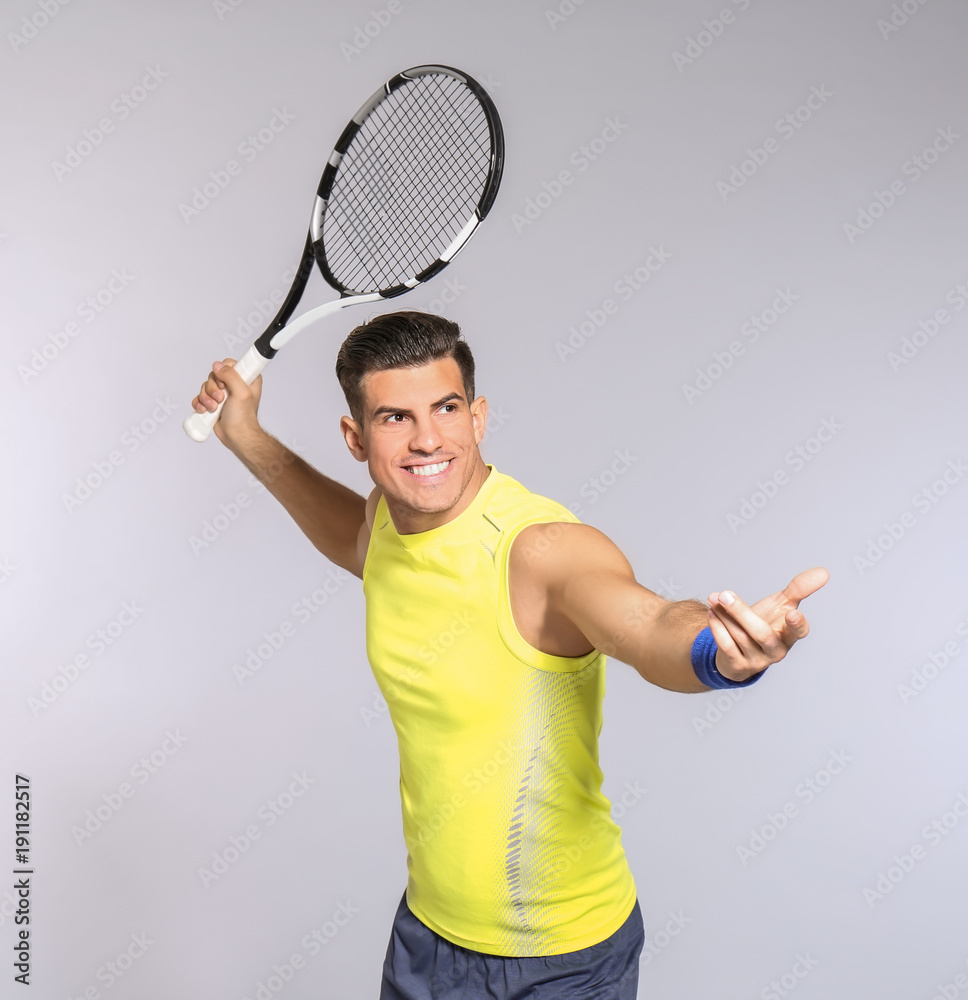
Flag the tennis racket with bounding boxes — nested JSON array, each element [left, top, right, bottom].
[[184, 63, 504, 442]]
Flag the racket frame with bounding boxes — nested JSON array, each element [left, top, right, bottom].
[[184, 64, 503, 443]]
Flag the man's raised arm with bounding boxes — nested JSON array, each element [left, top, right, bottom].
[[512, 521, 828, 692], [191, 359, 370, 578]]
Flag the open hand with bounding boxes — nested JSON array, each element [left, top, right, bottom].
[[707, 567, 829, 682]]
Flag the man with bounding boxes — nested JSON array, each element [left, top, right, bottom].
[[191, 310, 828, 999]]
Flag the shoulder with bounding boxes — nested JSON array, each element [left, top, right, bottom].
[[355, 485, 384, 580], [486, 470, 577, 527], [364, 485, 383, 529], [509, 521, 634, 583], [491, 472, 633, 575]]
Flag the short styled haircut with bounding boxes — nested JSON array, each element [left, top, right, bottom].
[[335, 311, 476, 425]]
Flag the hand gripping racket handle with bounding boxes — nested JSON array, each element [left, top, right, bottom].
[[182, 344, 270, 442]]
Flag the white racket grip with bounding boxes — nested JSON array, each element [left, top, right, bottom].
[[182, 344, 271, 442]]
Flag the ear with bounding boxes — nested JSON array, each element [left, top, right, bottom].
[[470, 395, 488, 445], [340, 415, 368, 462]]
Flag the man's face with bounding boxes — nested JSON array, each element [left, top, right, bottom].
[[340, 356, 489, 533]]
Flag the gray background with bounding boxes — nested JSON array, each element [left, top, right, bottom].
[[3, 0, 967, 997]]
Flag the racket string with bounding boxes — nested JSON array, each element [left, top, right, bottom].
[[323, 73, 494, 293], [328, 91, 486, 284]]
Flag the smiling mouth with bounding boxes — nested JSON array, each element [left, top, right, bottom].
[[403, 459, 453, 478]]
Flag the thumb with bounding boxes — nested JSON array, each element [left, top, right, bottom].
[[212, 358, 245, 391], [213, 358, 263, 403], [783, 566, 830, 606]]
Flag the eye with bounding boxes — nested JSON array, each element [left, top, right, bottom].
[[385, 413, 407, 423]]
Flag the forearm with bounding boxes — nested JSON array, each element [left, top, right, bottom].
[[226, 427, 366, 572], [623, 598, 711, 693]]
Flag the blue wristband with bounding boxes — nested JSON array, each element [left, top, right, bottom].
[[690, 626, 764, 689]]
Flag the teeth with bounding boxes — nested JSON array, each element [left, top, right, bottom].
[[408, 461, 450, 477]]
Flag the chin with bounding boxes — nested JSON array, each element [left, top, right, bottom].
[[403, 479, 460, 507], [401, 480, 466, 517]]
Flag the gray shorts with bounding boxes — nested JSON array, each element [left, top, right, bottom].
[[379, 890, 645, 999]]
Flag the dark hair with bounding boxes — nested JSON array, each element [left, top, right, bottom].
[[335, 311, 476, 425]]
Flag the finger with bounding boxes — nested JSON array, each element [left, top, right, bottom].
[[196, 359, 242, 412], [710, 590, 782, 657], [212, 359, 251, 395], [782, 566, 830, 606], [707, 602, 759, 658], [778, 608, 811, 645], [196, 379, 225, 412], [194, 387, 220, 412], [707, 607, 743, 659]]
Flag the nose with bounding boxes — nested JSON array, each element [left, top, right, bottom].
[[409, 413, 444, 455]]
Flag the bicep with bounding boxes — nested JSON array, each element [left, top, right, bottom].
[[536, 523, 667, 662]]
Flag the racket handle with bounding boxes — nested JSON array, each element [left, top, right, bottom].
[[182, 344, 271, 442]]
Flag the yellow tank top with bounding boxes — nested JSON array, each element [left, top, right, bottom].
[[362, 465, 637, 956]]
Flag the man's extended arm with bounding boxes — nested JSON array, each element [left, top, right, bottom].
[[511, 521, 827, 692], [191, 359, 371, 578]]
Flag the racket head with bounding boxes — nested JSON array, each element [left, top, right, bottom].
[[310, 64, 504, 299]]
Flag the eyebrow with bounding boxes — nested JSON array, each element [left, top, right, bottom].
[[371, 392, 465, 420]]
